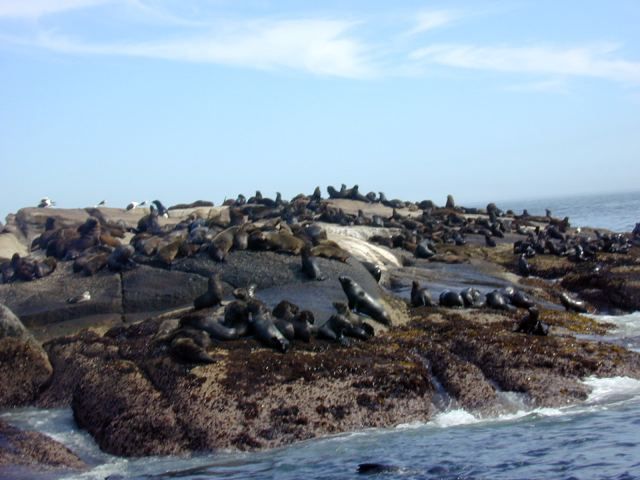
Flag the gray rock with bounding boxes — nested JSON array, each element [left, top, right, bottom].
[[0, 303, 30, 339], [122, 265, 208, 317], [173, 250, 379, 293], [0, 262, 122, 328]]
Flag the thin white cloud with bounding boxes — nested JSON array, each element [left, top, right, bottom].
[[0, 0, 112, 18], [410, 43, 640, 84], [34, 19, 374, 78], [407, 9, 460, 35]]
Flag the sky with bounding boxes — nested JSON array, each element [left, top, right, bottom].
[[1, 0, 640, 220]]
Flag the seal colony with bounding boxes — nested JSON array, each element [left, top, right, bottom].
[[2, 184, 640, 463], [1, 184, 637, 356]]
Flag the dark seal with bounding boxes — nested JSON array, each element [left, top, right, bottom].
[[338, 276, 391, 326]]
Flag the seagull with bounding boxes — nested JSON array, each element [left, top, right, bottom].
[[67, 291, 91, 304], [126, 201, 139, 211], [38, 197, 54, 208]]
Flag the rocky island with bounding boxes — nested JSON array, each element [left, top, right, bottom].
[[1, 185, 640, 475]]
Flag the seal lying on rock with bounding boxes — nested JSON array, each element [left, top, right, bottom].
[[559, 292, 588, 313], [332, 302, 375, 339], [439, 290, 465, 308], [247, 299, 289, 352], [339, 276, 391, 326], [361, 261, 382, 283], [317, 313, 353, 344], [171, 336, 215, 364], [486, 290, 516, 312], [180, 315, 240, 341], [411, 281, 435, 307], [460, 287, 484, 308], [510, 290, 536, 309]]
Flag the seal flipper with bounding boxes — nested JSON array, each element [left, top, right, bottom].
[[170, 337, 215, 364]]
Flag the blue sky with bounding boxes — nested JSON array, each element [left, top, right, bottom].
[[1, 1, 639, 219]]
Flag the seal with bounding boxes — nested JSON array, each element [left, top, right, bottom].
[[445, 194, 455, 209], [311, 241, 350, 263], [232, 283, 256, 301], [181, 314, 240, 340], [415, 240, 436, 259], [273, 317, 296, 340], [411, 281, 435, 307], [317, 313, 352, 343], [460, 287, 484, 307], [74, 251, 109, 276], [301, 245, 326, 281], [223, 300, 251, 336], [511, 290, 535, 309], [484, 234, 497, 248], [272, 300, 300, 320], [439, 290, 465, 308], [361, 261, 382, 283], [332, 302, 374, 339], [193, 273, 224, 310], [338, 275, 391, 326], [209, 227, 236, 262], [559, 292, 588, 313], [107, 245, 136, 272], [514, 307, 549, 336], [291, 310, 314, 342], [247, 300, 290, 352], [485, 290, 515, 312], [170, 335, 215, 364], [273, 302, 314, 342], [156, 238, 183, 266]]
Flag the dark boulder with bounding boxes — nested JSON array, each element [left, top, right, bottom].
[[0, 420, 86, 473], [0, 304, 52, 407]]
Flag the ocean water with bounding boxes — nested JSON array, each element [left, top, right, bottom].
[[2, 191, 640, 480], [475, 190, 640, 233]]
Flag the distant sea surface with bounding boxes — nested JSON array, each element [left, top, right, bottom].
[[471, 190, 640, 232]]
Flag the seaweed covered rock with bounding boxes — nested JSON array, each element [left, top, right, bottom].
[[37, 299, 640, 456], [42, 314, 432, 456], [0, 420, 86, 474], [0, 304, 53, 407]]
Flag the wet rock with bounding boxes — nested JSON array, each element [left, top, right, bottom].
[[41, 314, 432, 456], [72, 358, 188, 456], [0, 419, 86, 473], [402, 309, 640, 407], [0, 262, 122, 328], [175, 249, 378, 290], [0, 304, 52, 407], [121, 265, 207, 318]]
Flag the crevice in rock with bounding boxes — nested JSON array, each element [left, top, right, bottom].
[[119, 271, 125, 324]]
